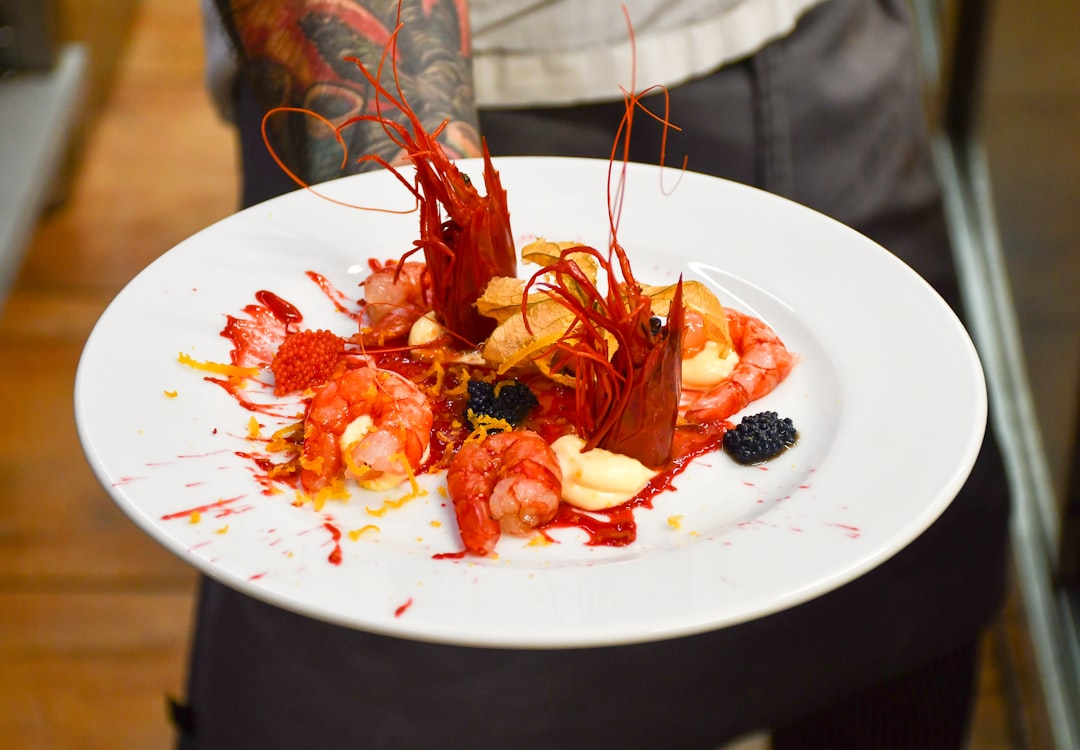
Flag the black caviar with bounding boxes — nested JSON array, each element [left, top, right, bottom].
[[464, 379, 538, 431], [722, 411, 798, 465]]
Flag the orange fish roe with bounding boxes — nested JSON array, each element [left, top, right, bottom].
[[270, 329, 344, 396]]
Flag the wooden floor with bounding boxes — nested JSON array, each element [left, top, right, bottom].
[[0, 1, 1060, 748]]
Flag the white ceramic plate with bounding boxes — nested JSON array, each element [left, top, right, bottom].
[[75, 157, 985, 649]]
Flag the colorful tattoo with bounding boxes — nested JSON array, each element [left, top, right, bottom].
[[214, 0, 479, 183]]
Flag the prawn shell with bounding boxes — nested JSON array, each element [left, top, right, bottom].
[[598, 279, 685, 470], [445, 439, 502, 556], [416, 144, 518, 347]]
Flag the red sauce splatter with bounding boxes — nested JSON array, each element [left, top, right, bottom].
[[161, 495, 250, 521], [324, 522, 343, 565], [235, 450, 298, 494], [433, 550, 467, 560], [394, 598, 414, 617], [203, 377, 290, 419], [308, 270, 363, 323], [542, 503, 639, 547], [112, 475, 145, 486], [255, 289, 303, 328], [829, 523, 861, 539], [221, 304, 287, 369]]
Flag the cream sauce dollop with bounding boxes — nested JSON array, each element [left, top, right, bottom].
[[408, 311, 446, 347], [551, 435, 658, 511], [681, 340, 740, 391]]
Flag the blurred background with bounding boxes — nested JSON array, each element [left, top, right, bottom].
[[0, 0, 1075, 747]]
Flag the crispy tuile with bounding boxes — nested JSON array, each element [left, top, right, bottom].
[[477, 244, 731, 383]]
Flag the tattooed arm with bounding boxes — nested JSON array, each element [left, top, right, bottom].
[[213, 0, 480, 184]]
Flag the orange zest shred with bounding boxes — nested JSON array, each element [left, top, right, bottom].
[[420, 360, 447, 396], [348, 524, 380, 541], [442, 365, 472, 396], [463, 414, 514, 443], [178, 352, 259, 378], [296, 478, 349, 512], [267, 459, 299, 480], [365, 454, 427, 516], [341, 440, 371, 480], [299, 453, 325, 475], [164, 390, 178, 398], [267, 422, 303, 454]]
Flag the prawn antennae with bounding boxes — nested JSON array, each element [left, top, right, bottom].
[[260, 106, 420, 215], [512, 6, 686, 469]]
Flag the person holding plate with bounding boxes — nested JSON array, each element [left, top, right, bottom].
[[178, 0, 1011, 747]]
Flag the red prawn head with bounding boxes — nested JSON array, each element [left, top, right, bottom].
[[412, 141, 517, 346], [603, 273, 684, 468], [262, 14, 517, 351], [529, 245, 684, 470], [337, 24, 516, 349]]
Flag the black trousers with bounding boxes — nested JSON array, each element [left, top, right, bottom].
[[180, 1, 1010, 747]]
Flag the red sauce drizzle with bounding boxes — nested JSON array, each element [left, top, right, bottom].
[[543, 503, 639, 547], [256, 289, 303, 328], [324, 522, 343, 565], [536, 423, 728, 547], [204, 377, 293, 418], [307, 270, 363, 323], [235, 450, 298, 494], [220, 303, 287, 368], [432, 550, 467, 560], [161, 495, 249, 521]]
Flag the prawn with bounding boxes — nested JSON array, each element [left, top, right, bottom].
[[264, 16, 517, 347], [300, 365, 433, 494], [357, 259, 433, 345], [681, 308, 795, 424], [532, 255, 685, 471], [504, 21, 686, 470], [346, 52, 517, 347], [446, 430, 562, 556]]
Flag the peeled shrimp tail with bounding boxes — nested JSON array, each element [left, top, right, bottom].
[[488, 437, 563, 535], [446, 430, 562, 556], [682, 309, 794, 424], [301, 366, 433, 494], [357, 261, 433, 345]]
